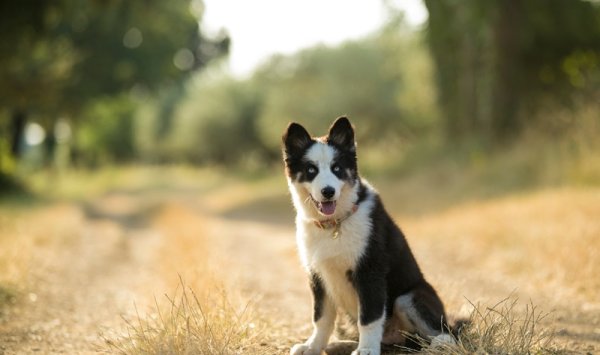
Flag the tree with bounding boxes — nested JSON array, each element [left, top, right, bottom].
[[0, 0, 229, 175], [424, 0, 600, 144], [253, 38, 414, 150]]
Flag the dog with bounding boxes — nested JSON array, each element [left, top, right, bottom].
[[282, 117, 450, 355]]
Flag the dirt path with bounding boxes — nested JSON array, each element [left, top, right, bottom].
[[212, 207, 600, 354], [0, 187, 598, 354], [0, 196, 166, 354]]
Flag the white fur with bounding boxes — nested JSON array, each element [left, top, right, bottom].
[[304, 143, 345, 204], [289, 147, 376, 318], [299, 194, 375, 319], [353, 314, 385, 355]]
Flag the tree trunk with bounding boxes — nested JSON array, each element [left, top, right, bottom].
[[491, 0, 523, 142], [424, 0, 494, 142], [10, 110, 26, 159], [44, 126, 57, 168]]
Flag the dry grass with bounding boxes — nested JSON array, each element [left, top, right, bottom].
[[0, 204, 81, 307], [456, 298, 555, 354], [107, 277, 262, 355], [106, 202, 270, 354], [403, 187, 600, 304], [411, 297, 561, 355]]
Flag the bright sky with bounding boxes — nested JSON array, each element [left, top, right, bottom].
[[201, 0, 428, 77]]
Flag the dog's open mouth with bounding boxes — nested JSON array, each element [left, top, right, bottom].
[[317, 200, 336, 216]]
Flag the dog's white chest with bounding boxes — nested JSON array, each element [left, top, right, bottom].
[[295, 199, 373, 318], [318, 254, 360, 318]]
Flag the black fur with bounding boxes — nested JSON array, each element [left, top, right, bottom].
[[348, 248, 387, 325], [282, 122, 316, 182], [327, 117, 355, 152], [410, 282, 447, 331], [355, 181, 368, 208], [327, 117, 358, 183], [351, 192, 447, 331], [310, 272, 326, 322]]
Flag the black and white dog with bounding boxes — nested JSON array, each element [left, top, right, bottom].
[[283, 117, 450, 355]]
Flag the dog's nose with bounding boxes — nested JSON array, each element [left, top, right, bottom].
[[321, 186, 335, 199]]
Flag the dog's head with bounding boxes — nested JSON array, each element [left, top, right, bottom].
[[282, 116, 359, 219]]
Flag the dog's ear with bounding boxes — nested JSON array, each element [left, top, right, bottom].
[[327, 116, 355, 151], [282, 122, 313, 157]]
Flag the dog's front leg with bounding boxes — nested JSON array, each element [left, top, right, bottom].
[[291, 273, 336, 355], [352, 275, 386, 355]]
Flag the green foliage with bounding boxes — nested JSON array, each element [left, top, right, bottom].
[[133, 76, 267, 165], [142, 15, 438, 165], [60, 0, 226, 101], [76, 95, 137, 166], [0, 0, 228, 172], [0, 0, 227, 113], [256, 42, 401, 146], [253, 18, 437, 154], [3, 0, 598, 172], [424, 0, 600, 143], [171, 78, 267, 165], [253, 18, 437, 152]]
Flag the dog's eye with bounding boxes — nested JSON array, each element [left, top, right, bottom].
[[332, 165, 341, 173], [307, 166, 317, 175]]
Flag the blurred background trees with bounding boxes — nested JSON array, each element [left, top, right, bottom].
[[424, 0, 600, 144], [1, 0, 599, 190], [0, 0, 228, 182]]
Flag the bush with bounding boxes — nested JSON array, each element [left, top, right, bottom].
[[167, 77, 268, 165]]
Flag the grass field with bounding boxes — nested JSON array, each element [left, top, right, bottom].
[[0, 156, 599, 353]]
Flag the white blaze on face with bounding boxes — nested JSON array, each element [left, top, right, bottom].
[[303, 142, 344, 203]]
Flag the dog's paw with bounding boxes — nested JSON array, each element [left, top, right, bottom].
[[351, 348, 379, 355], [290, 343, 322, 355]]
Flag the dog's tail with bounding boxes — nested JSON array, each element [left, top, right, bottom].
[[449, 317, 470, 339]]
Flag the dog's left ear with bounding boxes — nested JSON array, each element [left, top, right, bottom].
[[327, 116, 355, 151]]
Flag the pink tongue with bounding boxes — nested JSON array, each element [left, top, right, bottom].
[[320, 201, 336, 216]]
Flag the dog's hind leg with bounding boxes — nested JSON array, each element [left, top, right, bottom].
[[381, 305, 415, 346], [392, 282, 449, 341]]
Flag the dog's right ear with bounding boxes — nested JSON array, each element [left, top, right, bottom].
[[282, 122, 312, 157]]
